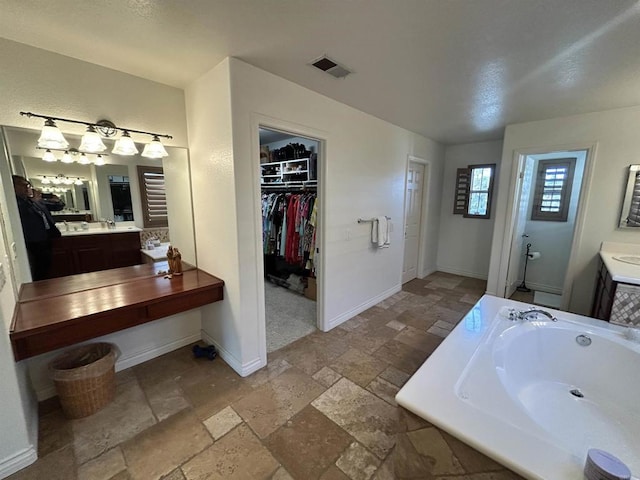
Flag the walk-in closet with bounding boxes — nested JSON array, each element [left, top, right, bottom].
[[259, 127, 319, 352]]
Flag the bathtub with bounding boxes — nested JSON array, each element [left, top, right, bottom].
[[395, 294, 640, 480]]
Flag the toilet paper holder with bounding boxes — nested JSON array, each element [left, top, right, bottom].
[[517, 243, 541, 293]]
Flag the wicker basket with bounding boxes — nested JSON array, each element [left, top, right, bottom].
[[49, 342, 118, 419]]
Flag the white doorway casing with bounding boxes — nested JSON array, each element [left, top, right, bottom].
[[402, 155, 431, 282], [493, 143, 596, 311], [251, 114, 327, 365], [403, 161, 426, 283]]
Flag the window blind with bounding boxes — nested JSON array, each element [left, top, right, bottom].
[[137, 166, 168, 228]]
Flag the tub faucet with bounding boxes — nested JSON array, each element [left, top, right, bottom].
[[517, 308, 557, 322]]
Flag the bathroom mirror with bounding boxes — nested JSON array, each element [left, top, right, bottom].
[[1, 125, 197, 286], [618, 164, 640, 228]]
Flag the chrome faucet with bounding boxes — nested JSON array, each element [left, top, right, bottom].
[[517, 308, 557, 322]]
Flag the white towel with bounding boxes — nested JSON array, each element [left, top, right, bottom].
[[372, 216, 390, 248]]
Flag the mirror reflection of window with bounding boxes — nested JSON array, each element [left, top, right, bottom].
[[108, 174, 134, 222]]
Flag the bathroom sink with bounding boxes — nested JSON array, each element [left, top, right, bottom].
[[612, 255, 640, 265]]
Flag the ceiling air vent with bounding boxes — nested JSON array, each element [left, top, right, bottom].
[[310, 55, 352, 79]]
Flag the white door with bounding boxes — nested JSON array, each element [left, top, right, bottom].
[[403, 162, 425, 284]]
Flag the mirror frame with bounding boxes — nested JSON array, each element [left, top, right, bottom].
[[619, 164, 640, 229]]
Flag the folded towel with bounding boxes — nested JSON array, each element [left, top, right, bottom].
[[372, 216, 390, 248]]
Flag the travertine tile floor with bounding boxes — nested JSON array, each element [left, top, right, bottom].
[[10, 272, 493, 480]]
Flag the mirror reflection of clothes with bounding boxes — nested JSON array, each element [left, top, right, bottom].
[[16, 196, 61, 280]]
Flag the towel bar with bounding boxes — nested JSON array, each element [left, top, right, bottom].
[[357, 216, 391, 223]]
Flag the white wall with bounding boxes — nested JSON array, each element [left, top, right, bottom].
[[185, 59, 244, 371], [0, 38, 198, 476], [488, 105, 640, 315], [186, 57, 445, 376], [519, 151, 586, 293], [437, 140, 503, 279], [0, 134, 36, 479]]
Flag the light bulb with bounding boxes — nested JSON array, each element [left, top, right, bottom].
[[78, 153, 90, 165], [42, 149, 57, 162], [141, 136, 168, 159], [79, 125, 107, 153], [37, 119, 69, 149], [112, 131, 139, 155], [61, 151, 73, 163], [94, 154, 106, 166]]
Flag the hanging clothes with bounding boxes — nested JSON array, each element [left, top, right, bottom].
[[261, 191, 317, 273]]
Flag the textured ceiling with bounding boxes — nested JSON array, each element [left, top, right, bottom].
[[1, 0, 640, 144]]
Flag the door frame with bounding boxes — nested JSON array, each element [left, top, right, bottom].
[[403, 154, 432, 280], [496, 141, 597, 311], [250, 113, 328, 362]]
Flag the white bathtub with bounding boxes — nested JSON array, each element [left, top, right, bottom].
[[396, 294, 640, 480]]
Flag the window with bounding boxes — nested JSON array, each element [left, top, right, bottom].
[[531, 158, 576, 222], [137, 165, 168, 228], [454, 164, 496, 219]]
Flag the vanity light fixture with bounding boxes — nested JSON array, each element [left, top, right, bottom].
[[141, 135, 169, 159], [38, 174, 85, 186], [94, 154, 106, 166], [36, 147, 107, 166], [112, 131, 138, 156], [61, 150, 74, 163], [79, 125, 107, 153], [20, 111, 172, 159], [37, 118, 69, 149], [42, 149, 57, 162]]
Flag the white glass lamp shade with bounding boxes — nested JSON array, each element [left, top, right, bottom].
[[78, 153, 91, 165], [37, 119, 69, 149], [112, 131, 139, 156], [52, 176, 62, 185], [61, 151, 74, 163], [141, 136, 169, 159], [63, 177, 74, 185], [79, 125, 107, 153], [74, 178, 83, 186], [41, 176, 50, 184], [94, 154, 106, 166], [42, 149, 57, 162]]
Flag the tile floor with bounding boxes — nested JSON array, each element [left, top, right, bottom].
[[9, 272, 495, 480]]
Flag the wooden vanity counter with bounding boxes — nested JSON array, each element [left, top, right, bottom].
[[10, 263, 224, 361]]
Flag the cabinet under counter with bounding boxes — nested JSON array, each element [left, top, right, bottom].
[[592, 248, 640, 327], [50, 230, 142, 277]]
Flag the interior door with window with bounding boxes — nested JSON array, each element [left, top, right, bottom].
[[403, 162, 425, 284]]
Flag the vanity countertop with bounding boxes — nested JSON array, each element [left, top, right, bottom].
[[11, 263, 224, 361], [58, 225, 142, 236], [141, 242, 170, 261], [600, 241, 640, 285]]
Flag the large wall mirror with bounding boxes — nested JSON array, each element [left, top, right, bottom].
[[619, 164, 640, 229], [1, 125, 196, 288]]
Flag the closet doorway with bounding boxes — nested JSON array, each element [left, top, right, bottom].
[[259, 127, 320, 352]]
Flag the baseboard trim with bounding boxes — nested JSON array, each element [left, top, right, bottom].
[[523, 281, 563, 295], [417, 267, 437, 279], [201, 330, 265, 377], [326, 284, 402, 330], [35, 333, 202, 401], [0, 445, 37, 479], [435, 266, 488, 281]]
